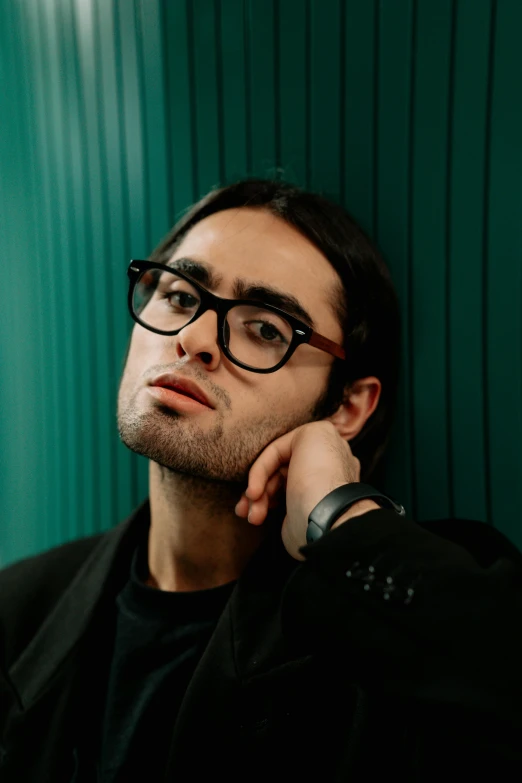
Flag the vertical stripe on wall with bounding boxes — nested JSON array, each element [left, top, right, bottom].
[[486, 0, 522, 540]]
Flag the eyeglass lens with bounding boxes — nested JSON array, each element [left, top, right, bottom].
[[132, 268, 294, 370]]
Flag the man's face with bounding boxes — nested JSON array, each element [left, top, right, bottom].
[[117, 207, 345, 484]]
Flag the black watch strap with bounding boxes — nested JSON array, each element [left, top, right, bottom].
[[306, 482, 406, 545]]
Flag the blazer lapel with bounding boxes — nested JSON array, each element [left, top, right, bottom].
[[1, 500, 151, 782], [163, 520, 318, 778]]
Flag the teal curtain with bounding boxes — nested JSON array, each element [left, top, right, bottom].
[[1, 0, 521, 567]]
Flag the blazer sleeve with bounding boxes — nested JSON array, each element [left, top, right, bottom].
[[280, 508, 522, 732]]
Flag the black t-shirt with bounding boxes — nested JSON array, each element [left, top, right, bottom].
[[94, 529, 235, 782]]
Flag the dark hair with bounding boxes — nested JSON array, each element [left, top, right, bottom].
[[149, 179, 402, 483]]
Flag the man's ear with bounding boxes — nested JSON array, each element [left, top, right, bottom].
[[324, 376, 382, 440]]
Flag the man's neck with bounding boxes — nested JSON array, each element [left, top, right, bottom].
[[146, 461, 267, 592]]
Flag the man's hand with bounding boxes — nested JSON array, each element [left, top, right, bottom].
[[235, 421, 371, 560]]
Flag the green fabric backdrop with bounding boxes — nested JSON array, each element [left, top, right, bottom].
[[1, 0, 521, 566]]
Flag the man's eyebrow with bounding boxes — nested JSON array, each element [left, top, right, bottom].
[[167, 256, 317, 330]]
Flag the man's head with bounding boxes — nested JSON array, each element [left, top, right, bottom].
[[117, 179, 401, 487]]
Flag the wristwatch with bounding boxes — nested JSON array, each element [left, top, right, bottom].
[[306, 482, 406, 545]]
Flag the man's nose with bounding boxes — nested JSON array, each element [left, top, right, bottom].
[[174, 309, 222, 367]]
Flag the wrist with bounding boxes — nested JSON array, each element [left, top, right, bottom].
[[330, 498, 382, 530]]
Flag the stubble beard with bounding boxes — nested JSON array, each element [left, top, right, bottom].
[[116, 382, 327, 485]]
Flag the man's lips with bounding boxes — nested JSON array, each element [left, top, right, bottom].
[[148, 373, 213, 408], [147, 386, 211, 412]]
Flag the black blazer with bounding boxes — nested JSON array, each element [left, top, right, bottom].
[[1, 498, 521, 782]]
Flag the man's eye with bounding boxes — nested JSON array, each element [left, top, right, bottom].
[[161, 291, 199, 309]]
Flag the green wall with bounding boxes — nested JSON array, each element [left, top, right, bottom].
[[1, 0, 521, 566]]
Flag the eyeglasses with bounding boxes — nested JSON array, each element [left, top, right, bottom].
[[127, 260, 346, 374]]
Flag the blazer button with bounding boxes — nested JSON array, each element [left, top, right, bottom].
[[362, 571, 376, 590], [345, 560, 361, 578], [382, 584, 397, 600], [404, 587, 415, 605]]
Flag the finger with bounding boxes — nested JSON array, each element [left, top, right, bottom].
[[248, 491, 270, 526], [246, 430, 297, 500], [266, 470, 284, 498], [251, 466, 289, 523], [235, 495, 249, 518], [236, 470, 284, 520]]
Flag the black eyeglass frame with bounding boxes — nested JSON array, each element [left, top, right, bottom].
[[127, 259, 346, 374]]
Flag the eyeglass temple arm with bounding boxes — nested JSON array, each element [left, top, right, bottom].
[[309, 332, 345, 361]]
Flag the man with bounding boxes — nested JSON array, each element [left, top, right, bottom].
[[1, 179, 521, 782]]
